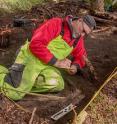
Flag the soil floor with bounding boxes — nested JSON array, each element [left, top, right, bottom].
[[0, 24, 117, 124], [0, 1, 117, 124]]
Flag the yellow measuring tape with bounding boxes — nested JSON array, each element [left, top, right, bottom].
[[78, 67, 117, 116]]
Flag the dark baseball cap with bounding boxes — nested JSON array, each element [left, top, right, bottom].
[[83, 15, 96, 29]]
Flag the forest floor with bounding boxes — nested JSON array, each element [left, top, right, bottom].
[[0, 1, 117, 124]]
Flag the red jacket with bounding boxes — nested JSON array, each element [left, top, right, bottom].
[[29, 16, 87, 68]]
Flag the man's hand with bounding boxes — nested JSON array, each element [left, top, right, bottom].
[[83, 55, 99, 81], [67, 65, 77, 75], [54, 59, 71, 69]]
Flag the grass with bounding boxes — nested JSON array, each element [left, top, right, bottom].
[[0, 0, 45, 13]]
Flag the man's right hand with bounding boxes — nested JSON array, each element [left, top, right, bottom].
[[54, 59, 71, 69]]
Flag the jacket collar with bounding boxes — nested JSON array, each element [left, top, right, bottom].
[[64, 15, 81, 39]]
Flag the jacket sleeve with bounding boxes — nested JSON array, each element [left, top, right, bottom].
[[29, 18, 62, 65], [71, 36, 87, 69]]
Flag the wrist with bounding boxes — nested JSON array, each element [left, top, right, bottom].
[[48, 57, 57, 65], [54, 60, 59, 67]]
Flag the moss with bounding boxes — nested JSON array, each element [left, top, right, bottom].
[[0, 0, 45, 13]]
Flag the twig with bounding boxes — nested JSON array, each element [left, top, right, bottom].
[[72, 108, 77, 124], [93, 27, 110, 33], [2, 87, 65, 100], [93, 16, 117, 26], [29, 107, 37, 124], [0, 48, 7, 52], [41, 121, 48, 124], [0, 29, 11, 35]]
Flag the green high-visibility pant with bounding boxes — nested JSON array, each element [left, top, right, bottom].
[[0, 35, 73, 100], [0, 65, 64, 100]]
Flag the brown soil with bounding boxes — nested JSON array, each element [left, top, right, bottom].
[[84, 77, 117, 124], [0, 1, 117, 124]]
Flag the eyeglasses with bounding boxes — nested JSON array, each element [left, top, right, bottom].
[[72, 20, 92, 38], [74, 20, 87, 36]]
